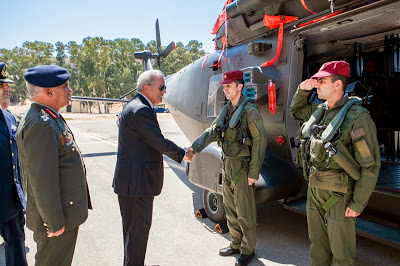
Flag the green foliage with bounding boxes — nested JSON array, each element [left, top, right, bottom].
[[55, 41, 67, 67], [0, 37, 206, 101]]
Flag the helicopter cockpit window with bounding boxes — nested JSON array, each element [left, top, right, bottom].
[[207, 74, 226, 118]]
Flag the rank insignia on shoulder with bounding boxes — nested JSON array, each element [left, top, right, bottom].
[[41, 114, 50, 122], [350, 128, 365, 140], [45, 108, 58, 120], [11, 124, 17, 132]]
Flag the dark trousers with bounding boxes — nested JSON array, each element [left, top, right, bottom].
[[0, 211, 27, 266], [33, 227, 79, 266], [118, 195, 154, 266]]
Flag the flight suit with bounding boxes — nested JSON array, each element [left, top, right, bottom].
[[192, 95, 267, 255], [289, 88, 380, 266], [17, 102, 92, 266]]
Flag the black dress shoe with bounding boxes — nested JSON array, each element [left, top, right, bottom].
[[219, 246, 240, 256], [235, 253, 254, 266]]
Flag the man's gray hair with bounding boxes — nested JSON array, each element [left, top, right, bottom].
[[26, 82, 44, 100], [137, 70, 165, 92]]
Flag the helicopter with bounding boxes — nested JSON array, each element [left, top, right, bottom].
[[75, 0, 400, 248], [150, 0, 399, 248]]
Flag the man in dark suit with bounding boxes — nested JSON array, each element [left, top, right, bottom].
[[0, 62, 28, 266], [113, 70, 185, 266], [17, 65, 91, 266]]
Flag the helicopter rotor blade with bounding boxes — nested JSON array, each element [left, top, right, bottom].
[[156, 19, 161, 55], [160, 42, 175, 59]]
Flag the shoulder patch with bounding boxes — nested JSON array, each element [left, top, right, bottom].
[[246, 105, 261, 120], [350, 127, 365, 140], [252, 112, 261, 119]]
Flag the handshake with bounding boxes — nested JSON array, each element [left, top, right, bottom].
[[184, 147, 195, 162]]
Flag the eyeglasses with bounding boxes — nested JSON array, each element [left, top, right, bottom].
[[147, 84, 166, 91]]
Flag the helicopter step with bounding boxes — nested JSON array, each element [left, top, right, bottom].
[[282, 199, 400, 249]]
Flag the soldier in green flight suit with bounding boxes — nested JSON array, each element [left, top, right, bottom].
[[185, 70, 267, 266], [289, 61, 380, 266], [17, 65, 92, 266]]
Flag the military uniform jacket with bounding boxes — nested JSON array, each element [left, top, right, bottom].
[[289, 87, 381, 213], [113, 94, 185, 197], [17, 103, 91, 233], [192, 95, 267, 180], [0, 110, 26, 223]]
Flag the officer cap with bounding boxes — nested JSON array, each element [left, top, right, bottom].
[[220, 70, 244, 85], [24, 65, 70, 88], [311, 61, 350, 79], [0, 63, 15, 84]]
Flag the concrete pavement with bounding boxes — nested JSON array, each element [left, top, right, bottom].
[[1, 114, 399, 266]]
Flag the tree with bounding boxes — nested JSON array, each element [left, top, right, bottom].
[[55, 41, 67, 67], [161, 41, 206, 76], [0, 38, 206, 106]]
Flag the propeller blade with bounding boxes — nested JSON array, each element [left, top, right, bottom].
[[160, 42, 175, 58], [156, 19, 161, 55], [157, 58, 161, 69]]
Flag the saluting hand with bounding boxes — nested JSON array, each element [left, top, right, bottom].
[[47, 225, 65, 238], [299, 79, 317, 91]]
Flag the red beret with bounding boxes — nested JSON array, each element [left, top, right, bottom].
[[220, 70, 243, 85], [311, 61, 350, 79]]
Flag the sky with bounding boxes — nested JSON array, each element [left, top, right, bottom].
[[1, 0, 228, 53]]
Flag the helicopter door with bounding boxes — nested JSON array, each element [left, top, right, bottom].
[[207, 74, 226, 118]]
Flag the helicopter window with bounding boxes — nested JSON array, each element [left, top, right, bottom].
[[207, 74, 226, 118]]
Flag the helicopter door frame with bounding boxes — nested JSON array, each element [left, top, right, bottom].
[[207, 74, 226, 118]]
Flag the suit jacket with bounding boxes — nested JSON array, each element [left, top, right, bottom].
[[17, 103, 91, 233], [0, 110, 26, 223], [113, 94, 185, 197]]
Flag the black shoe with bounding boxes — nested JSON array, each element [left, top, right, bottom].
[[219, 246, 240, 256], [235, 253, 254, 266]]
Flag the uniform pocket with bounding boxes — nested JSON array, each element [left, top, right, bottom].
[[62, 185, 88, 230], [354, 139, 374, 167], [62, 186, 84, 208], [329, 192, 352, 221], [309, 138, 327, 162], [309, 167, 348, 193]]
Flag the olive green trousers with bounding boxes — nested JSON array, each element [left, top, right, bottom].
[[223, 158, 256, 255], [33, 227, 79, 266], [307, 187, 356, 266]]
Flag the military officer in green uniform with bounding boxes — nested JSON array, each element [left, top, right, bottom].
[[289, 61, 380, 265], [185, 70, 267, 266], [17, 65, 92, 266]]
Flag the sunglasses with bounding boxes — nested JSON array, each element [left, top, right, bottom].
[[147, 84, 166, 91]]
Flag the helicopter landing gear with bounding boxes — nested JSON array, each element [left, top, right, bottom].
[[202, 189, 225, 223]]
